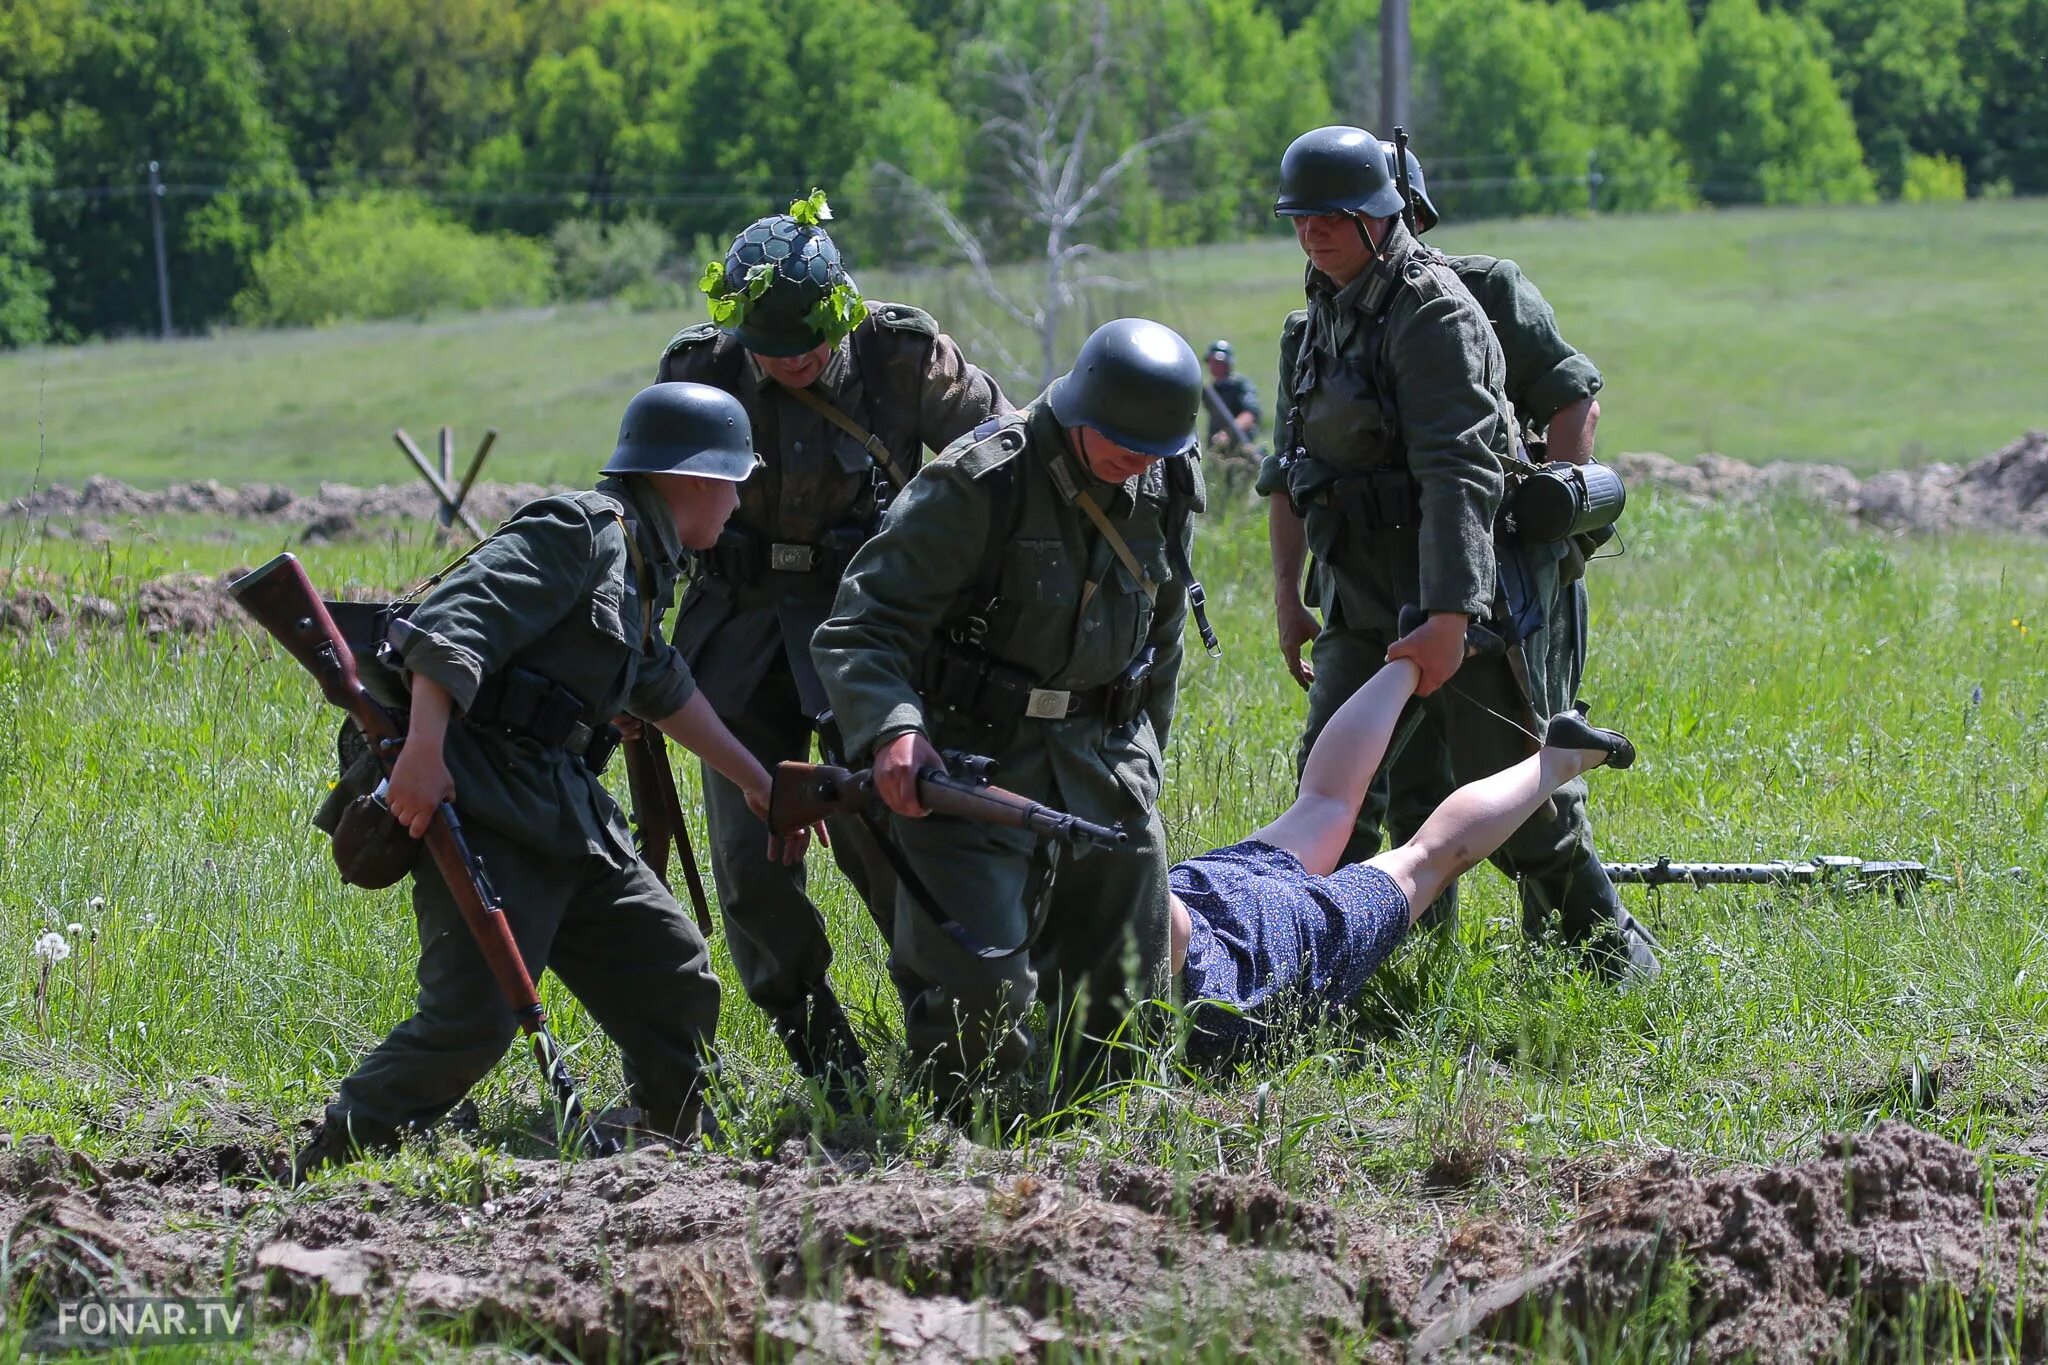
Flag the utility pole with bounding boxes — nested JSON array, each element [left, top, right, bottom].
[[147, 159, 172, 338], [1380, 0, 1411, 138]]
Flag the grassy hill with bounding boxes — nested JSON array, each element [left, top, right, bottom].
[[4, 198, 2042, 491]]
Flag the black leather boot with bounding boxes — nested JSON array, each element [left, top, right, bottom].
[[290, 1111, 400, 1186], [772, 984, 869, 1106]]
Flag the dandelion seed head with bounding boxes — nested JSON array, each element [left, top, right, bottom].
[[32, 932, 70, 963], [66, 922, 82, 936], [88, 897, 105, 911]]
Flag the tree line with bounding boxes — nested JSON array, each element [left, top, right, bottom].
[[1, 0, 2040, 346]]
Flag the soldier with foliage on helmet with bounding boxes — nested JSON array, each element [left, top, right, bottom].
[[813, 318, 1208, 1091], [1366, 140, 1611, 932], [294, 382, 798, 1183], [655, 192, 1009, 1097], [1261, 127, 1656, 979]]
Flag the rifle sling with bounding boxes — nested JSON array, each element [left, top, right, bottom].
[[616, 514, 715, 937], [1072, 488, 1159, 600], [780, 381, 913, 492]]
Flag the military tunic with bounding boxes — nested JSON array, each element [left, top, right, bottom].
[[1271, 221, 1634, 954], [813, 401, 1191, 1081], [655, 304, 1008, 1028], [333, 476, 721, 1136], [1381, 255, 1606, 918]]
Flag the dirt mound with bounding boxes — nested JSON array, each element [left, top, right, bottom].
[[0, 1135, 1399, 1360], [1616, 429, 2048, 536], [8, 475, 562, 531], [1416, 1121, 2048, 1361], [1, 568, 243, 638], [4, 1121, 2039, 1359]]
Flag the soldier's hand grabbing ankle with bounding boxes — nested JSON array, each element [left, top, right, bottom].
[[875, 731, 946, 817], [1386, 611, 1469, 696]]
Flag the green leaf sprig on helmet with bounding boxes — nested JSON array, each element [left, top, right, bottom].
[[697, 190, 869, 357]]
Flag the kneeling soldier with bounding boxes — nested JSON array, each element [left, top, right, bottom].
[[295, 382, 788, 1182], [813, 318, 1206, 1090]]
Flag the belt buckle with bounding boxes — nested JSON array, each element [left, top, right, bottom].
[[1024, 688, 1071, 720], [770, 542, 817, 572]]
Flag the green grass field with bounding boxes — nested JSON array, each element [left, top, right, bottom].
[[3, 490, 2045, 1356], [4, 199, 2043, 492]]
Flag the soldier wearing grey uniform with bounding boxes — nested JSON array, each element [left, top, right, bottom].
[[814, 319, 1205, 1088], [658, 205, 1008, 1085], [1373, 144, 1608, 927], [295, 383, 781, 1181], [1262, 127, 1654, 977]]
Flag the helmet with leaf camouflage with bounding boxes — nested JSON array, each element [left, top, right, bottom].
[[698, 190, 868, 357]]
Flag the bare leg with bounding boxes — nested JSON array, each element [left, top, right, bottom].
[[1251, 659, 1421, 877], [1372, 746, 1606, 919]]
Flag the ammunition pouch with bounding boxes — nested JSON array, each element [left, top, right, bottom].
[[467, 665, 622, 775], [1106, 647, 1156, 730]]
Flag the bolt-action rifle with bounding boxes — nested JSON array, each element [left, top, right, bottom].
[[1608, 856, 1939, 895], [768, 752, 1128, 850], [231, 552, 620, 1159]]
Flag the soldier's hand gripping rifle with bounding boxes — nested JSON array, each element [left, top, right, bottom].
[[232, 553, 621, 1159], [1608, 856, 1941, 899], [767, 752, 1129, 851]]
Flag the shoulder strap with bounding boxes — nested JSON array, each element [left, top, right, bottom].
[[964, 458, 1023, 631], [781, 381, 913, 492], [1043, 453, 1158, 600]]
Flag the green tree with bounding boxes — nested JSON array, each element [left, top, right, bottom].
[[1684, 0, 1874, 203], [1792, 0, 1975, 196], [246, 0, 531, 178], [29, 0, 306, 337], [0, 104, 52, 347], [1958, 0, 2048, 195], [233, 191, 552, 326]]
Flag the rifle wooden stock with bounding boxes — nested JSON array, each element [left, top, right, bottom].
[[769, 760, 1128, 850], [231, 553, 618, 1157]]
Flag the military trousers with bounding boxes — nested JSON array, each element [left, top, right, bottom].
[[700, 660, 895, 1021], [881, 797, 1170, 1088], [332, 820, 721, 1136], [1299, 607, 1626, 950]]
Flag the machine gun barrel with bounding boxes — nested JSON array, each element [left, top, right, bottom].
[[1607, 856, 1934, 891]]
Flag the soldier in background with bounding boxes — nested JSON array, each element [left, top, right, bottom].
[[1203, 339, 1263, 449], [657, 194, 1008, 1093], [1371, 142, 1607, 930], [814, 319, 1206, 1092]]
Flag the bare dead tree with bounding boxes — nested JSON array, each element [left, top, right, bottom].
[[873, 3, 1203, 389]]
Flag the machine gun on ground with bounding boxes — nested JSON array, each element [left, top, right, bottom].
[[1608, 856, 1943, 898]]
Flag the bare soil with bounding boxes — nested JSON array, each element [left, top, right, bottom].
[[1613, 428, 2048, 537], [2, 1121, 2039, 1359]]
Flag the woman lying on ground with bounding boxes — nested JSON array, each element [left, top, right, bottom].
[[1168, 629, 1636, 1053]]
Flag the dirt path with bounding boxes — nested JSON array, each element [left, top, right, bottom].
[[2, 1122, 2038, 1359]]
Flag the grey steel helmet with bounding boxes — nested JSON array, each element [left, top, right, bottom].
[[1382, 141, 1441, 233], [1274, 126, 1407, 219], [716, 213, 856, 356], [1204, 339, 1233, 360], [603, 382, 760, 481], [1046, 318, 1201, 460]]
